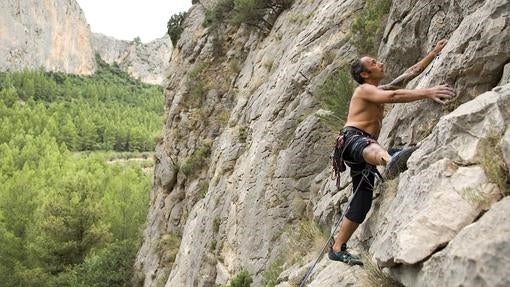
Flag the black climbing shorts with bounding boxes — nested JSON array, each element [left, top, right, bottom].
[[341, 126, 378, 224]]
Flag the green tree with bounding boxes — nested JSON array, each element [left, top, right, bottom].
[[58, 116, 79, 150], [133, 36, 142, 45], [231, 0, 293, 32], [102, 168, 149, 241], [349, 0, 392, 55], [67, 240, 137, 287], [167, 12, 187, 46], [1, 86, 19, 107], [78, 115, 99, 150], [29, 171, 111, 275]]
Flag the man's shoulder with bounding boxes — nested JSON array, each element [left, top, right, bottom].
[[353, 84, 378, 97]]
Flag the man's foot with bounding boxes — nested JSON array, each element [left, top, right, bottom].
[[384, 146, 419, 180], [328, 246, 363, 266]]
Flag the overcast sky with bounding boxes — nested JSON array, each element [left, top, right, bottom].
[[76, 0, 192, 43]]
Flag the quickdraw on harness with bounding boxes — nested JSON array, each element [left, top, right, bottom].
[[299, 131, 383, 287]]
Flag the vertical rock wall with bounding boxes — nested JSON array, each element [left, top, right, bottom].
[[135, 0, 510, 286], [0, 0, 95, 74], [92, 33, 173, 85]]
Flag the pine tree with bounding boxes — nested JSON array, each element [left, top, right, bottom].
[[29, 171, 111, 274]]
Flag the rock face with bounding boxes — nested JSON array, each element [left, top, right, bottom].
[[0, 0, 172, 85], [92, 33, 173, 85], [0, 0, 95, 74], [377, 0, 510, 147], [415, 197, 510, 287], [134, 0, 510, 286], [369, 85, 509, 267]]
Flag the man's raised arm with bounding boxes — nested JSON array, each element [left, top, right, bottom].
[[379, 39, 447, 91]]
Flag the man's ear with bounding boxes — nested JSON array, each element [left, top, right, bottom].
[[361, 70, 370, 80]]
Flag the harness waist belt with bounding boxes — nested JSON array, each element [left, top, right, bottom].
[[342, 126, 374, 139]]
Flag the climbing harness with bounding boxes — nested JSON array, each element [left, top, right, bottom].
[[299, 166, 383, 287], [331, 131, 377, 191]]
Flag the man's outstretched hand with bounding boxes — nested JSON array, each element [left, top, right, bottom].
[[427, 84, 455, 104], [432, 39, 447, 55]]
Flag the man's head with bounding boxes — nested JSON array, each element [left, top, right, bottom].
[[350, 56, 385, 84]]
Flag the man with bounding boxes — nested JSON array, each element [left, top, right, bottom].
[[328, 39, 455, 265]]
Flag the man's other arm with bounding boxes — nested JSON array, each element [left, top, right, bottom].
[[379, 39, 447, 91], [357, 83, 455, 104]]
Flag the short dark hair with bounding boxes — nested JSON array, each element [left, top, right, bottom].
[[350, 58, 365, 84]]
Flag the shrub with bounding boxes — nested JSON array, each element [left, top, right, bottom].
[[316, 68, 354, 131], [458, 187, 492, 207], [68, 240, 138, 287], [203, 0, 235, 28], [180, 142, 212, 177], [479, 133, 509, 196], [239, 126, 249, 143], [186, 63, 209, 106], [349, 0, 392, 55], [232, 0, 293, 32], [225, 270, 253, 287], [359, 253, 403, 287], [215, 110, 231, 126], [263, 259, 284, 287], [199, 181, 210, 199], [167, 12, 187, 46], [283, 220, 326, 265], [158, 233, 182, 266], [213, 217, 221, 233]]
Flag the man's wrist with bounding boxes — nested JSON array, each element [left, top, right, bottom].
[[423, 88, 432, 98]]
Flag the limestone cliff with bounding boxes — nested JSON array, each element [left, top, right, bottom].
[[92, 33, 173, 86], [134, 0, 510, 286], [0, 0, 95, 75], [0, 0, 172, 85]]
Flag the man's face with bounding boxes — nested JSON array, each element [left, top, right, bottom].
[[360, 56, 385, 81]]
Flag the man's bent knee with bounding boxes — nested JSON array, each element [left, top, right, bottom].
[[362, 143, 389, 165]]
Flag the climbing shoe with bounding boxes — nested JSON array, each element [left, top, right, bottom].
[[384, 146, 419, 180], [328, 246, 363, 266]]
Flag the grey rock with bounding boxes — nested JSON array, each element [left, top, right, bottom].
[[92, 33, 173, 85], [378, 0, 510, 148], [415, 197, 510, 287], [502, 127, 510, 178], [135, 0, 364, 285], [371, 159, 500, 266], [0, 0, 95, 74], [134, 0, 510, 286], [369, 85, 510, 267], [411, 84, 510, 172], [499, 63, 510, 86]]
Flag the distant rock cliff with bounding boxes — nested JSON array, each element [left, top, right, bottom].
[[0, 0, 172, 85], [92, 33, 173, 86], [0, 0, 95, 75]]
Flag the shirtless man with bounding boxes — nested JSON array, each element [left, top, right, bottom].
[[328, 39, 455, 265]]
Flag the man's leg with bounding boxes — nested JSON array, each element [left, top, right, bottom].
[[331, 218, 359, 252], [362, 143, 391, 166], [363, 142, 420, 180], [329, 165, 374, 265]]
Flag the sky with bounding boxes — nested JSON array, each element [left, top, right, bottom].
[[76, 0, 192, 43]]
